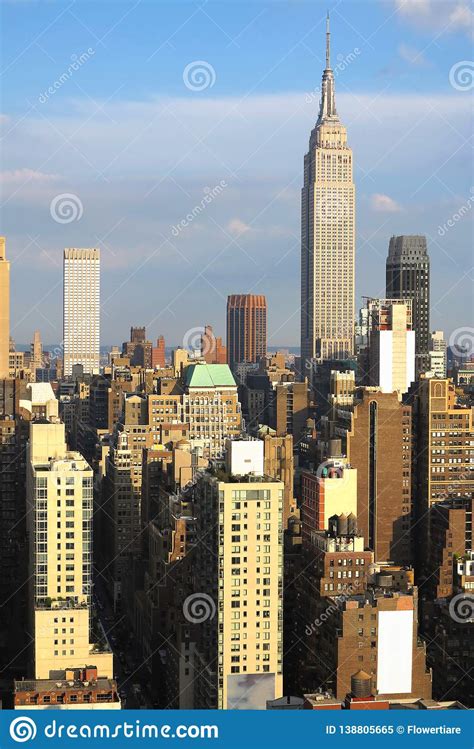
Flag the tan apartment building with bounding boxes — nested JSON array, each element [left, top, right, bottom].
[[192, 446, 283, 709], [414, 377, 474, 510], [26, 420, 112, 679], [409, 377, 474, 575]]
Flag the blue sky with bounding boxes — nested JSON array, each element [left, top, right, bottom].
[[1, 0, 473, 348]]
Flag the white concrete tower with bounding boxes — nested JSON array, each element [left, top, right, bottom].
[[63, 248, 100, 376]]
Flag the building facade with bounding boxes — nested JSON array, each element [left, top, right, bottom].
[[14, 667, 120, 710], [301, 460, 358, 543], [429, 331, 447, 379], [192, 465, 284, 709], [226, 295, 267, 368], [300, 16, 355, 365], [413, 378, 474, 513], [152, 335, 166, 369], [183, 363, 242, 458], [409, 377, 474, 576], [365, 298, 415, 395], [321, 386, 413, 566], [386, 235, 430, 375], [26, 420, 112, 679], [30, 330, 43, 378], [63, 248, 100, 376], [316, 585, 431, 701]]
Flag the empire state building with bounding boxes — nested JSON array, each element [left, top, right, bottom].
[[300, 16, 355, 366]]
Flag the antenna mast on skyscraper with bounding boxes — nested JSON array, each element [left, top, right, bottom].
[[326, 11, 331, 69]]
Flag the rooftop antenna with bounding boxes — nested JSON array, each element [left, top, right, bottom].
[[326, 11, 331, 69]]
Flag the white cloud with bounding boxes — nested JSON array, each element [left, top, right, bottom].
[[394, 0, 474, 38], [2, 91, 470, 185], [0, 168, 58, 184], [227, 218, 252, 235], [395, 0, 433, 20], [370, 193, 402, 212], [398, 42, 430, 66], [0, 169, 60, 204]]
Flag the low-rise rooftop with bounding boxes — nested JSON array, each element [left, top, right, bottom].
[[185, 363, 236, 389]]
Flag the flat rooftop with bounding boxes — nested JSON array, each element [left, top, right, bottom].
[[14, 677, 116, 693]]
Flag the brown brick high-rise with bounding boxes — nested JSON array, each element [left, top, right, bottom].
[[227, 294, 267, 368], [352, 391, 412, 566], [332, 389, 413, 566]]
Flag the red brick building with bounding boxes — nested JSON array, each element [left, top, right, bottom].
[[152, 335, 166, 369], [226, 294, 267, 367]]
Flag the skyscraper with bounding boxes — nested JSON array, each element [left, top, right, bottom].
[[0, 237, 10, 379], [191, 442, 283, 709], [300, 15, 355, 365], [63, 248, 100, 377], [26, 419, 113, 679], [386, 235, 430, 375], [227, 294, 267, 368]]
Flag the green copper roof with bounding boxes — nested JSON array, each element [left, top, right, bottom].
[[185, 363, 236, 388]]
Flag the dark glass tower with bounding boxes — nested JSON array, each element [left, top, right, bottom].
[[386, 235, 430, 375]]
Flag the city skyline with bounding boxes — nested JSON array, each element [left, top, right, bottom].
[[1, 1, 472, 348], [0, 1, 473, 723]]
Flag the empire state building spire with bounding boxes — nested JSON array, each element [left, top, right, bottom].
[[317, 12, 338, 124], [326, 11, 331, 68]]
